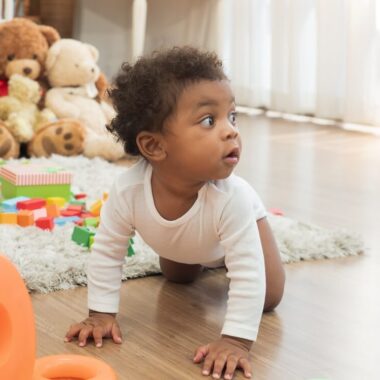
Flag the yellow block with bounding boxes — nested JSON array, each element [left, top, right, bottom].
[[90, 200, 102, 217], [102, 192, 109, 201], [0, 213, 18, 224], [46, 197, 66, 208]]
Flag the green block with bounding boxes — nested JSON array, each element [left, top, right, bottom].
[[71, 226, 96, 247], [89, 235, 95, 248], [69, 199, 86, 206], [84, 217, 99, 228], [0, 178, 71, 200], [127, 238, 135, 257]]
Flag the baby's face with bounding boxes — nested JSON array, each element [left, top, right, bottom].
[[161, 79, 241, 182]]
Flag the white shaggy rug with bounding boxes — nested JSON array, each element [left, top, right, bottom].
[[0, 155, 364, 293]]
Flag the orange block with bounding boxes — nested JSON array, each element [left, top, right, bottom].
[[0, 213, 18, 224], [89, 200, 102, 217], [17, 210, 34, 227], [46, 204, 61, 218]]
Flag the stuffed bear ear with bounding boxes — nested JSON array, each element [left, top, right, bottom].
[[85, 43, 99, 62], [45, 41, 61, 71], [38, 25, 61, 47]]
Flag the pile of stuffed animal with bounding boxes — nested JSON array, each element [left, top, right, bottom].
[[0, 18, 125, 161]]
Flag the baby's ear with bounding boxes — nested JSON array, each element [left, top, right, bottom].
[[136, 131, 166, 161]]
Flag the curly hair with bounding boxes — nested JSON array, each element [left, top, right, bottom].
[[107, 46, 227, 156]]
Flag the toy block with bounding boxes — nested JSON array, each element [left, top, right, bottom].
[[0, 213, 17, 224], [33, 207, 47, 220], [46, 197, 66, 208], [69, 199, 86, 207], [102, 192, 109, 201], [2, 196, 30, 212], [0, 163, 72, 200], [80, 212, 94, 219], [67, 204, 84, 213], [89, 235, 95, 248], [61, 209, 81, 217], [46, 204, 61, 218], [74, 218, 84, 226], [74, 193, 87, 200], [17, 210, 34, 227], [127, 238, 135, 257], [89, 200, 102, 217], [54, 216, 80, 226], [35, 217, 54, 231], [84, 217, 99, 228], [17, 198, 46, 210], [71, 226, 96, 247]]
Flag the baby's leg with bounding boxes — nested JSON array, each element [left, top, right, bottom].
[[257, 217, 285, 312], [159, 257, 202, 284]]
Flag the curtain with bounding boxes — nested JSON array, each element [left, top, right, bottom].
[[220, 0, 380, 126]]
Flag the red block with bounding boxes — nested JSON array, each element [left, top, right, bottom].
[[61, 209, 81, 217], [74, 193, 87, 199], [67, 204, 84, 212], [80, 212, 94, 218], [17, 198, 46, 210], [35, 216, 54, 231]]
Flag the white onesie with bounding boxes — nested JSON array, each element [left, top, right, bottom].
[[88, 159, 267, 341]]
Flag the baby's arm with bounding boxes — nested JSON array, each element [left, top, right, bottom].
[[65, 181, 133, 347], [195, 184, 266, 379]]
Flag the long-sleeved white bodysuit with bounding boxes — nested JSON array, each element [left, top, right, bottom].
[[88, 159, 266, 341]]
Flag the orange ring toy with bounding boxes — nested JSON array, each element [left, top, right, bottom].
[[0, 254, 117, 380]]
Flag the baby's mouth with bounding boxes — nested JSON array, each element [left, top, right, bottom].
[[223, 147, 240, 164]]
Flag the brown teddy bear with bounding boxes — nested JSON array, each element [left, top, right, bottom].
[[0, 18, 86, 159]]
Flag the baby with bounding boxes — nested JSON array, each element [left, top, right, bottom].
[[65, 46, 285, 380]]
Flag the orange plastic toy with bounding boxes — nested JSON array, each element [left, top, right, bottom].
[[0, 254, 117, 380]]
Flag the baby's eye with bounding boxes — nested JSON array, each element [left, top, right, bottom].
[[229, 111, 237, 126], [200, 116, 214, 128]]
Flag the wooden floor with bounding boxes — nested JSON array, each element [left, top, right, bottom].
[[32, 115, 380, 380]]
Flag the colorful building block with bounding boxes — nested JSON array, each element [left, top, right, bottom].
[[127, 238, 135, 257], [89, 235, 95, 248], [32, 207, 47, 220], [46, 204, 61, 218], [35, 217, 54, 231], [0, 163, 72, 200], [54, 216, 81, 226], [74, 193, 87, 200], [0, 213, 17, 224], [61, 209, 81, 217], [46, 197, 66, 208], [89, 200, 102, 217], [17, 198, 46, 210], [17, 210, 34, 227], [71, 226, 96, 247], [84, 217, 99, 228], [1, 196, 30, 212]]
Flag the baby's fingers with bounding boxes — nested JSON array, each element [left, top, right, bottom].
[[64, 323, 83, 342], [223, 355, 239, 380], [78, 325, 94, 347], [193, 344, 209, 363], [111, 322, 123, 344], [93, 326, 105, 348], [238, 357, 252, 378]]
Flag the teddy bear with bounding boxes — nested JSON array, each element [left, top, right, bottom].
[[44, 38, 125, 161], [0, 74, 56, 143], [0, 18, 86, 159]]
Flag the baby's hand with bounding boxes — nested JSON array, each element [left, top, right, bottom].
[[64, 310, 122, 348], [193, 336, 252, 379]]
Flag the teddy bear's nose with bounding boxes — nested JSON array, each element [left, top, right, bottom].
[[91, 68, 95, 73], [23, 67, 32, 75]]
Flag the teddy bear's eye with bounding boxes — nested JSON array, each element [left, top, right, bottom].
[[75, 63, 79, 68], [7, 54, 15, 61], [32, 54, 38, 60]]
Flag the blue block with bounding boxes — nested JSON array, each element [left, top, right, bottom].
[[1, 196, 30, 212], [54, 216, 80, 226]]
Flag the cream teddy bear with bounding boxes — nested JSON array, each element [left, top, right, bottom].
[[45, 39, 125, 161], [0, 74, 56, 143]]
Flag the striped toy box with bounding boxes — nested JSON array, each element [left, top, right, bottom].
[[0, 162, 72, 200]]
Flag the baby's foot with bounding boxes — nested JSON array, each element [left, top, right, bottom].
[[28, 119, 85, 157], [0, 123, 20, 159]]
